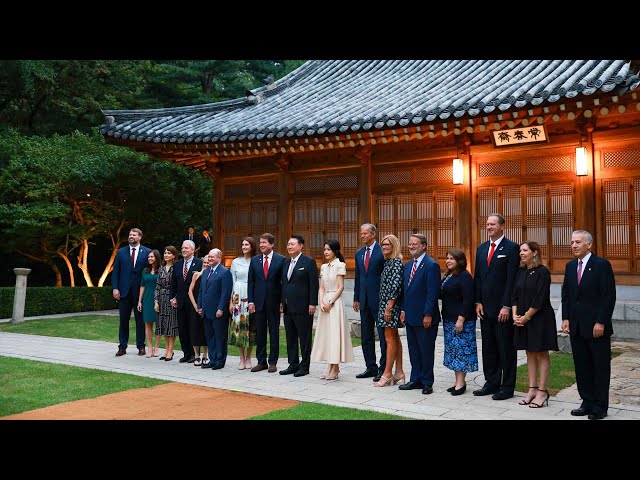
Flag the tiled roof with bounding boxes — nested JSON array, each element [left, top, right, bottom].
[[101, 60, 640, 144]]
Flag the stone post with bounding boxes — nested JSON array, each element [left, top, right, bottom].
[[11, 268, 32, 324]]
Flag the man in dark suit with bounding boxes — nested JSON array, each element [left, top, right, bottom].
[[112, 228, 151, 356], [197, 248, 233, 370], [279, 235, 319, 377], [183, 225, 199, 253], [399, 234, 441, 395], [248, 232, 285, 373], [561, 230, 616, 420], [198, 228, 213, 257], [170, 239, 203, 363], [353, 223, 387, 381], [473, 213, 520, 400]]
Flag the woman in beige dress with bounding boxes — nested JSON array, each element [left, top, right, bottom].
[[311, 239, 354, 380]]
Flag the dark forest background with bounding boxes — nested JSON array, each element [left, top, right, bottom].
[[0, 60, 305, 287]]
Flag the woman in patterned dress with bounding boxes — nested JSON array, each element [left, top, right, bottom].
[[440, 248, 478, 395], [137, 249, 161, 357], [228, 237, 257, 369], [373, 234, 405, 387], [155, 246, 179, 361]]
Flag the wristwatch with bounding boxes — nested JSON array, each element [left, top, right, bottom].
[[329, 299, 334, 305]]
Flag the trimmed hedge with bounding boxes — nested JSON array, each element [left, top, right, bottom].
[[0, 287, 117, 318]]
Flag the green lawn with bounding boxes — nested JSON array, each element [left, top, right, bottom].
[[515, 349, 623, 396], [0, 356, 167, 417], [250, 402, 407, 420], [0, 356, 399, 419], [0, 315, 361, 356]]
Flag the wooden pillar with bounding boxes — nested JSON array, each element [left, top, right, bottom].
[[274, 155, 290, 251], [355, 145, 373, 225], [457, 139, 473, 269], [214, 174, 223, 251], [574, 124, 597, 251]]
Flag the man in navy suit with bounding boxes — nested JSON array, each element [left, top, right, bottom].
[[399, 234, 442, 395], [561, 230, 616, 420], [473, 213, 520, 400], [248, 233, 285, 373], [279, 235, 319, 377], [353, 223, 387, 381], [170, 240, 203, 363], [183, 225, 200, 253], [197, 248, 233, 370], [112, 228, 151, 356]]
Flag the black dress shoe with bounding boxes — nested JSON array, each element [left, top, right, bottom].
[[356, 368, 377, 379], [293, 369, 309, 377], [279, 366, 298, 375], [398, 381, 424, 391], [473, 385, 499, 396], [187, 357, 196, 363], [570, 407, 590, 416], [422, 386, 433, 395], [179, 356, 189, 363], [451, 384, 466, 396], [212, 364, 223, 370], [373, 374, 383, 382], [588, 411, 607, 420], [492, 391, 514, 401]]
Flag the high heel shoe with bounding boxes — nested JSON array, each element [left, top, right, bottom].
[[373, 374, 394, 387], [519, 386, 539, 405], [392, 373, 406, 385], [451, 383, 466, 396], [529, 388, 549, 408], [446, 385, 456, 393], [164, 353, 174, 361], [326, 372, 340, 381]]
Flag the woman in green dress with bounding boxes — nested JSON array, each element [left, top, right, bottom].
[[138, 249, 161, 357]]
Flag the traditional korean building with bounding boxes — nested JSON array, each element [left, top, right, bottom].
[[101, 60, 640, 284]]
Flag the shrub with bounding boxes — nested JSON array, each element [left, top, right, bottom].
[[0, 287, 117, 318]]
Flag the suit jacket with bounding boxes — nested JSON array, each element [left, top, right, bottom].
[[561, 255, 616, 339], [199, 235, 213, 255], [440, 270, 475, 323], [281, 254, 319, 314], [111, 244, 151, 298], [474, 237, 520, 318], [197, 264, 233, 319], [248, 252, 286, 311], [184, 233, 200, 250], [170, 256, 203, 308], [402, 255, 442, 327], [353, 242, 385, 314]]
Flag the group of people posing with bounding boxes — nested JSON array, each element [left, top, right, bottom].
[[111, 213, 616, 419]]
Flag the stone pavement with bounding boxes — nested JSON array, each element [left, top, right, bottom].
[[1, 326, 639, 420]]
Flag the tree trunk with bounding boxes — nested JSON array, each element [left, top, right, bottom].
[[76, 239, 94, 287], [97, 218, 126, 287], [57, 251, 76, 287], [48, 260, 63, 287]]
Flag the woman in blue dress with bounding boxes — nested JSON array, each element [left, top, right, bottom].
[[440, 248, 478, 395], [137, 249, 161, 357]]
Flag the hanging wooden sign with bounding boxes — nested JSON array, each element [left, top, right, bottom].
[[491, 124, 548, 147]]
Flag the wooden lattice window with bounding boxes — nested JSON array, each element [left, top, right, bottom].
[[377, 190, 455, 260], [477, 182, 574, 272], [603, 149, 640, 168], [295, 175, 358, 192], [602, 179, 631, 257], [223, 201, 278, 257], [292, 197, 359, 258]]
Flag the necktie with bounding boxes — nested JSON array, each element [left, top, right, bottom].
[[364, 247, 370, 273], [207, 267, 213, 280], [183, 260, 188, 280], [131, 247, 136, 267], [577, 260, 583, 285], [288, 259, 296, 280], [263, 255, 269, 279], [487, 242, 496, 266], [409, 258, 418, 285], [189, 234, 192, 241]]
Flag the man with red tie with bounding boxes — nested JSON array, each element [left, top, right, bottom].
[[112, 228, 151, 356], [561, 230, 616, 420], [473, 213, 520, 400], [353, 223, 387, 381], [247, 233, 286, 373]]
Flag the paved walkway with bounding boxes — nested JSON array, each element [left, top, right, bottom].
[[2, 327, 639, 420]]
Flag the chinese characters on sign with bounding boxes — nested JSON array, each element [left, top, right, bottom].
[[491, 125, 548, 147]]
